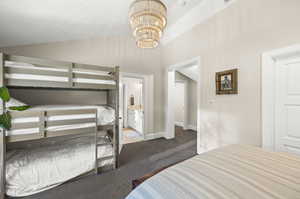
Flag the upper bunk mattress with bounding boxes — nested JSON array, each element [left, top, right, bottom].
[[7, 105, 115, 136], [126, 145, 300, 199]]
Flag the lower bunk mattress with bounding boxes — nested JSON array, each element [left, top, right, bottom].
[[6, 136, 113, 197]]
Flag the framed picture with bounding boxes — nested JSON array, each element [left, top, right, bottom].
[[216, 69, 238, 95]]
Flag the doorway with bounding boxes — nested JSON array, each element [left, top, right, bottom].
[[121, 77, 144, 144], [166, 57, 201, 154], [262, 44, 300, 155], [174, 81, 186, 128], [119, 73, 154, 151]]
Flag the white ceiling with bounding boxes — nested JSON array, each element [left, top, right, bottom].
[[0, 0, 205, 47]]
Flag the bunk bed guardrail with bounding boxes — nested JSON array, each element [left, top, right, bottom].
[[3, 54, 117, 90], [7, 109, 98, 143]]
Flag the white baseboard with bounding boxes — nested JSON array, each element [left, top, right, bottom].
[[175, 122, 197, 132], [145, 132, 165, 141], [187, 124, 197, 131]]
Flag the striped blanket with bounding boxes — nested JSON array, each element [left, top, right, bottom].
[[126, 145, 300, 199]]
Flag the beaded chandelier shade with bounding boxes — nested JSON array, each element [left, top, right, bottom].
[[129, 0, 167, 48]]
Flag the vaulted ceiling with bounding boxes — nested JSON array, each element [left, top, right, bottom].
[[0, 0, 230, 47]]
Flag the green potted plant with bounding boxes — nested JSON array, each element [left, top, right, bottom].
[[0, 87, 30, 130]]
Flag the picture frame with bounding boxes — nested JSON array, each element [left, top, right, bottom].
[[216, 69, 238, 95]]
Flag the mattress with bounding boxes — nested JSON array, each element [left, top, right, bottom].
[[126, 145, 300, 199], [6, 136, 114, 197], [5, 61, 115, 85], [6, 105, 115, 136]]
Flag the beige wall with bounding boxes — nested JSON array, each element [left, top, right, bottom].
[[1, 36, 164, 134], [175, 72, 197, 127], [174, 82, 184, 123], [187, 80, 197, 127], [162, 0, 300, 150]]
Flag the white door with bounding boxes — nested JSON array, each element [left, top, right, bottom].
[[275, 58, 300, 155]]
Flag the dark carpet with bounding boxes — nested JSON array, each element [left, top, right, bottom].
[[15, 126, 197, 199]]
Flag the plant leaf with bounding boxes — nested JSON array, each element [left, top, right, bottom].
[[0, 87, 10, 102], [0, 112, 11, 130], [9, 105, 31, 111]]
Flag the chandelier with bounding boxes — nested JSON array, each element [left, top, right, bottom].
[[129, 0, 167, 48]]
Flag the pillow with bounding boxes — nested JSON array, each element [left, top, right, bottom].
[[6, 98, 31, 111]]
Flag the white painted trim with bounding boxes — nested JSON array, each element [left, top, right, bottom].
[[262, 44, 300, 151], [166, 70, 176, 139], [174, 122, 196, 132], [145, 132, 165, 141], [166, 56, 202, 154], [119, 80, 124, 152]]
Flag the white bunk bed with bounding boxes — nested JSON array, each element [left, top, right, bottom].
[[0, 53, 120, 198]]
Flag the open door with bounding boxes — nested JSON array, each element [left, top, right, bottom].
[[119, 74, 124, 153]]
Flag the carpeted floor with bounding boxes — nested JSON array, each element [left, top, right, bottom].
[[14, 126, 197, 199]]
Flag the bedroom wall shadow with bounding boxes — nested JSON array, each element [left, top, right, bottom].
[[9, 88, 107, 105]]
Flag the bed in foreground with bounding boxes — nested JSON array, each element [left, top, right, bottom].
[[126, 145, 300, 199]]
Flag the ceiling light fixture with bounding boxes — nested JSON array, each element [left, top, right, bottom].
[[129, 0, 167, 49]]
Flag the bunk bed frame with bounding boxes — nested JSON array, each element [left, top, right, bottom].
[[0, 53, 120, 199]]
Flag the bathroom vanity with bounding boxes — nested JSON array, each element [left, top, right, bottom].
[[127, 106, 143, 133]]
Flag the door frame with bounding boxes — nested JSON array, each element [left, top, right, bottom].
[[262, 44, 300, 151], [120, 72, 154, 140], [165, 56, 202, 154]]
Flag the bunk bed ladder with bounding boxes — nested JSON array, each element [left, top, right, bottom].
[[95, 66, 119, 174], [95, 130, 114, 174]]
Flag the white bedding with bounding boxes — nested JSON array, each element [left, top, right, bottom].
[[5, 61, 115, 85], [6, 105, 115, 136], [127, 145, 300, 199], [6, 136, 113, 197]]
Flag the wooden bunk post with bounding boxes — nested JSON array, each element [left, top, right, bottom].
[[0, 53, 6, 199], [114, 66, 120, 168]]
